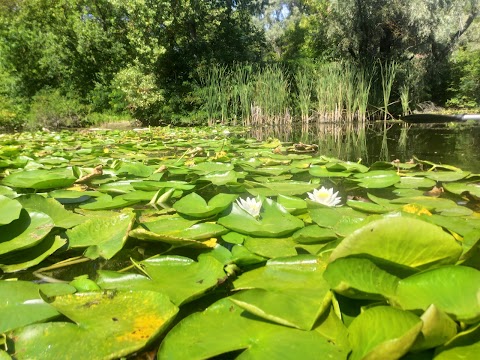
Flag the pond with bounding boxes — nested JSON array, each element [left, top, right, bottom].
[[1, 124, 479, 359], [249, 121, 480, 173]]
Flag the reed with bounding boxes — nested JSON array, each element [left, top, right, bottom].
[[251, 64, 291, 126], [296, 65, 314, 126], [400, 85, 410, 116], [380, 61, 397, 123], [197, 64, 228, 126]]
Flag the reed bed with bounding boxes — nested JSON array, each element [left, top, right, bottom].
[[196, 61, 398, 126]]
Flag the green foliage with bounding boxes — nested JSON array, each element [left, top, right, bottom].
[[26, 89, 90, 129], [111, 65, 164, 125], [447, 48, 480, 108]]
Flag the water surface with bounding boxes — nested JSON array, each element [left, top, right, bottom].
[[249, 121, 480, 172]]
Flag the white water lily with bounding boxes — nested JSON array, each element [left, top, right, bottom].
[[307, 186, 341, 207], [236, 197, 262, 218]]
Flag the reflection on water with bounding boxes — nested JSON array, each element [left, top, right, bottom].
[[248, 121, 480, 172]]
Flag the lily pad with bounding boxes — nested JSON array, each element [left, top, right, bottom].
[[329, 216, 462, 271], [218, 198, 304, 237], [17, 194, 85, 228], [348, 306, 423, 360], [0, 210, 55, 255], [0, 281, 60, 333], [11, 290, 178, 360], [0, 234, 66, 273], [0, 195, 22, 225], [324, 257, 400, 300], [66, 209, 135, 259], [354, 170, 401, 188], [157, 298, 347, 359], [1, 168, 77, 189], [173, 192, 237, 218], [393, 265, 480, 324]]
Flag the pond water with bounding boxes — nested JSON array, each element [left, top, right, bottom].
[[248, 121, 480, 173]]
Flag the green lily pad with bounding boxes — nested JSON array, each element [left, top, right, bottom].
[[0, 195, 22, 225], [292, 225, 338, 244], [0, 234, 66, 273], [11, 290, 178, 360], [132, 180, 196, 191], [411, 305, 458, 352], [230, 287, 331, 330], [138, 254, 225, 305], [277, 194, 308, 214], [346, 199, 391, 214], [393, 265, 480, 324], [247, 181, 318, 196], [354, 170, 401, 188], [0, 280, 60, 333], [157, 298, 347, 359], [0, 210, 55, 255], [324, 257, 400, 300], [422, 171, 470, 182], [98, 253, 226, 306], [443, 181, 480, 198], [17, 194, 85, 228], [114, 160, 153, 177], [243, 236, 298, 258], [329, 216, 462, 271], [1, 168, 77, 189], [395, 176, 437, 189], [218, 198, 304, 237], [309, 166, 352, 178], [78, 194, 140, 210], [66, 209, 135, 259], [200, 170, 238, 185], [173, 192, 237, 218], [348, 306, 423, 360]]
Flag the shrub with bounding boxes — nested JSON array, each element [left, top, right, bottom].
[[26, 89, 90, 130], [447, 48, 480, 109]]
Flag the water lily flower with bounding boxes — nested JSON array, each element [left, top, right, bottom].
[[307, 186, 341, 207], [236, 197, 262, 218]]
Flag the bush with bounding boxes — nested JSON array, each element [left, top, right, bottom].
[[0, 95, 25, 132], [26, 89, 90, 130], [447, 48, 480, 109], [111, 65, 164, 125]]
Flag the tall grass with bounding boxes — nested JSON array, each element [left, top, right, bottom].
[[197, 61, 394, 127], [296, 65, 314, 126], [380, 61, 397, 123]]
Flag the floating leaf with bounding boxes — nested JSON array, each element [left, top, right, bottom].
[[393, 265, 480, 324], [0, 234, 66, 273], [0, 195, 22, 225], [66, 209, 135, 259], [348, 306, 422, 360], [1, 168, 77, 189], [0, 280, 60, 333], [11, 290, 178, 360], [218, 198, 304, 237], [324, 257, 400, 300], [411, 305, 458, 352], [329, 216, 462, 271], [173, 192, 237, 218], [354, 170, 401, 188], [157, 298, 347, 359], [292, 225, 337, 244], [0, 210, 54, 255], [17, 194, 85, 228]]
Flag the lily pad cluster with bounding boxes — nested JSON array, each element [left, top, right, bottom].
[[0, 127, 479, 359]]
